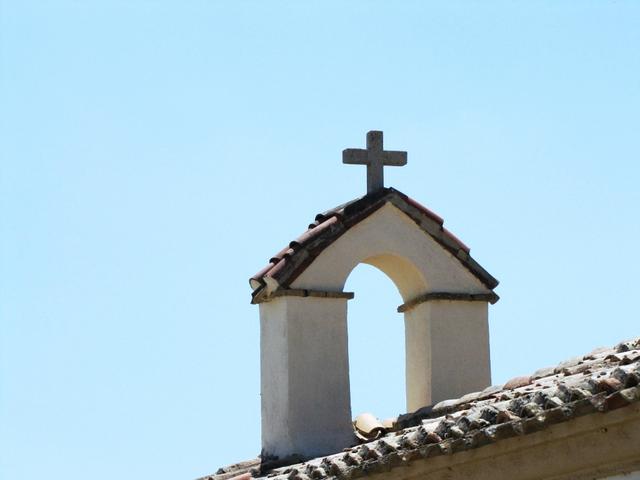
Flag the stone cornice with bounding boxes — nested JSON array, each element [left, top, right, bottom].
[[260, 288, 355, 303], [397, 292, 500, 313]]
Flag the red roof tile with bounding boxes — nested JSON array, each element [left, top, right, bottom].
[[402, 195, 444, 225]]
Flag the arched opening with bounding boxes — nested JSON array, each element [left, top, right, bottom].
[[344, 263, 406, 422]]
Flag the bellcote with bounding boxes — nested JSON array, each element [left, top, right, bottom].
[[252, 131, 499, 461]]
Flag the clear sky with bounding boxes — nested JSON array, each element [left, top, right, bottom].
[[1, 1, 639, 479]]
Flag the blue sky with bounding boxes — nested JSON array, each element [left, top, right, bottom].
[[1, 1, 639, 479]]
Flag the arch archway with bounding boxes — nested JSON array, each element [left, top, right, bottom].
[[345, 262, 405, 421], [343, 252, 429, 422]]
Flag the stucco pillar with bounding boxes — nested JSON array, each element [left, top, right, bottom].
[[404, 300, 491, 412], [260, 295, 355, 460]]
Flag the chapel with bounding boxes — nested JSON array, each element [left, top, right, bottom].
[[201, 132, 640, 480]]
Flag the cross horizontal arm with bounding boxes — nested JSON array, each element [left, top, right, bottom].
[[380, 151, 408, 166], [342, 149, 369, 165]]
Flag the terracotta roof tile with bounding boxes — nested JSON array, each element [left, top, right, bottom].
[[441, 227, 471, 254], [250, 263, 276, 290], [401, 195, 444, 225], [269, 246, 295, 265], [264, 257, 288, 280], [503, 375, 532, 390], [291, 216, 339, 249]]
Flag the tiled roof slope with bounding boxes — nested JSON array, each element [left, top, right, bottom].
[[201, 336, 640, 480], [249, 188, 499, 304]]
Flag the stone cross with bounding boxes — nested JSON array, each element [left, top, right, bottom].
[[342, 131, 408, 194]]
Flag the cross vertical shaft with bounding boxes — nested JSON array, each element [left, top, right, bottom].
[[366, 131, 384, 193], [342, 130, 408, 194]]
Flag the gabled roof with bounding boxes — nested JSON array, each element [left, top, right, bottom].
[[201, 336, 640, 480], [249, 188, 499, 304]]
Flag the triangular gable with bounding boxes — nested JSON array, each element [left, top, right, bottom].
[[250, 188, 498, 304]]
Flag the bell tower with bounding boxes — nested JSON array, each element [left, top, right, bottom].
[[250, 132, 499, 460]]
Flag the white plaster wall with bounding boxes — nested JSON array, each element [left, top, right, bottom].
[[291, 203, 490, 300], [405, 300, 490, 410], [260, 297, 289, 454], [260, 296, 355, 459]]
